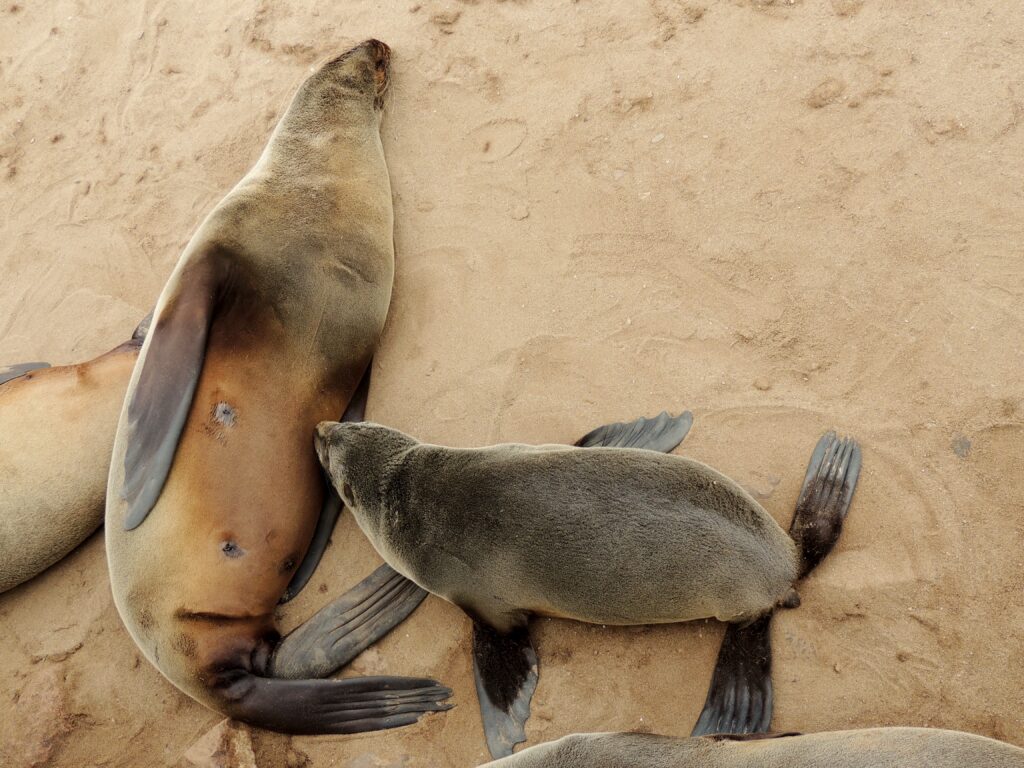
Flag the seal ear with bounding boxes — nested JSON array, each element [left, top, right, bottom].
[[121, 251, 227, 530]]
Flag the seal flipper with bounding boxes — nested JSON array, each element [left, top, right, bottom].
[[690, 613, 773, 737], [121, 253, 226, 530], [131, 310, 154, 342], [281, 363, 374, 603], [708, 731, 801, 742], [0, 362, 50, 386], [270, 564, 427, 678], [220, 673, 452, 735], [789, 431, 862, 579], [472, 617, 539, 758], [575, 410, 693, 453]]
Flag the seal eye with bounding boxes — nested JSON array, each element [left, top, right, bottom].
[[342, 482, 354, 503], [221, 540, 244, 558]]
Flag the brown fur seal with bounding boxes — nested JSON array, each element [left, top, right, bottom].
[[0, 315, 148, 593], [479, 729, 1024, 767], [315, 415, 861, 756], [105, 40, 451, 734]]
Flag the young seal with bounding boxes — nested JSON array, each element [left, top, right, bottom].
[[105, 40, 451, 734], [0, 314, 148, 594], [315, 415, 861, 757], [478, 729, 1024, 767]]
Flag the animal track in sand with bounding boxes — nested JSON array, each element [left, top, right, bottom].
[[464, 118, 527, 162]]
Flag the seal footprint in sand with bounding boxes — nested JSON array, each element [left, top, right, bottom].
[[315, 413, 861, 757], [105, 41, 451, 734]]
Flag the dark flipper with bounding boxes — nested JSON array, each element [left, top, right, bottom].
[[219, 673, 452, 735], [789, 431, 862, 579], [575, 410, 693, 453], [707, 731, 801, 742], [472, 618, 539, 759], [281, 364, 374, 604], [0, 362, 49, 386], [122, 252, 227, 530], [271, 564, 428, 678], [690, 613, 774, 737], [131, 310, 155, 342]]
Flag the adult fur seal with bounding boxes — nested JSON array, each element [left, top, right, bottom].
[[105, 40, 451, 734], [315, 415, 861, 756], [0, 314, 149, 594], [478, 729, 1024, 767]]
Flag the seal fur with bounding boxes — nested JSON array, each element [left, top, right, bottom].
[[104, 40, 449, 734]]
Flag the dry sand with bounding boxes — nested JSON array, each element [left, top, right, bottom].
[[1, 1, 1023, 766]]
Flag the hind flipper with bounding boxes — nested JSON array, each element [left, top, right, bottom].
[[0, 362, 50, 386], [280, 364, 374, 603], [691, 614, 773, 737], [271, 564, 427, 678], [220, 673, 452, 734], [790, 431, 862, 579], [471, 617, 539, 758], [575, 410, 693, 453]]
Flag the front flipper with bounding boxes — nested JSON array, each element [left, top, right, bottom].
[[220, 673, 452, 735], [0, 362, 50, 386], [691, 613, 773, 737], [121, 253, 226, 530], [280, 363, 374, 603], [707, 731, 801, 742], [575, 410, 693, 453], [270, 564, 427, 679], [789, 431, 862, 579], [472, 618, 539, 758]]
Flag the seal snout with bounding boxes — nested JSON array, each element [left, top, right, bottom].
[[359, 39, 391, 104], [314, 422, 336, 470]]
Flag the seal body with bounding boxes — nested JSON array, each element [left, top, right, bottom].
[[103, 42, 450, 733], [317, 424, 798, 629], [0, 317, 148, 594], [316, 420, 861, 755], [481, 729, 1024, 768]]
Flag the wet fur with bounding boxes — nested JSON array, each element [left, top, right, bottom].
[[480, 729, 1024, 768]]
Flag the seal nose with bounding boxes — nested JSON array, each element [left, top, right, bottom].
[[314, 423, 334, 470], [360, 38, 390, 68]]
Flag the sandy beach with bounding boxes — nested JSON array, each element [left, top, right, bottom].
[[1, 1, 1022, 766]]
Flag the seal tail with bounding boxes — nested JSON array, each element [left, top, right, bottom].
[[789, 431, 862, 580], [220, 673, 452, 735], [690, 613, 773, 737]]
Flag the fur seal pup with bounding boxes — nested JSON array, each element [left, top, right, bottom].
[[478, 729, 1024, 767], [105, 40, 450, 734], [315, 416, 861, 756], [0, 314, 149, 593]]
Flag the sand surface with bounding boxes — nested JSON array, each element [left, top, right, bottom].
[[1, 1, 1023, 766]]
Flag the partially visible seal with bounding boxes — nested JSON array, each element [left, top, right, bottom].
[[105, 40, 450, 734], [0, 314, 148, 594], [479, 729, 1024, 768], [315, 416, 862, 757]]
